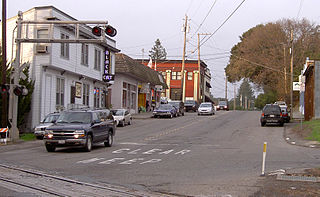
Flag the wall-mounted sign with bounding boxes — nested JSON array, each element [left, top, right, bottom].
[[103, 49, 114, 82], [75, 82, 82, 98], [102, 73, 115, 82], [293, 82, 300, 91]]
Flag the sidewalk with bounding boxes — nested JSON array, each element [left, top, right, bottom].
[[131, 111, 153, 119], [284, 120, 320, 148]]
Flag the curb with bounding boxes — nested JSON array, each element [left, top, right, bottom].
[[283, 123, 320, 148]]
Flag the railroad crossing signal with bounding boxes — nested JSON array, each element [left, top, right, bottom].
[[92, 25, 117, 37]]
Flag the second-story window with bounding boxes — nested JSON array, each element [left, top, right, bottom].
[[188, 72, 193, 80], [60, 33, 69, 59], [177, 72, 182, 80], [81, 44, 89, 66], [94, 49, 101, 71], [171, 72, 177, 80], [37, 29, 48, 39]]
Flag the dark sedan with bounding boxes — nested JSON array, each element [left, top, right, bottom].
[[153, 104, 177, 118]]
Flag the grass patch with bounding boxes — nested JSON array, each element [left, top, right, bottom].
[[303, 120, 320, 142], [20, 133, 36, 141]]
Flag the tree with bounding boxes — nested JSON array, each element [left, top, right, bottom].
[[237, 79, 254, 109], [255, 91, 277, 110], [225, 19, 320, 102], [149, 39, 167, 61], [0, 62, 34, 130]]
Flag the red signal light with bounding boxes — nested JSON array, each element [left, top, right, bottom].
[[92, 26, 102, 36], [1, 84, 9, 93], [105, 25, 117, 37]]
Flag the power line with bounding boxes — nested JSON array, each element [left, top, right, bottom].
[[200, 0, 247, 48], [190, 0, 218, 39], [297, 0, 305, 19]]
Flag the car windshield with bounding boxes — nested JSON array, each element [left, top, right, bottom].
[[263, 106, 280, 114], [185, 100, 195, 104], [219, 101, 227, 105], [200, 103, 211, 108], [158, 105, 172, 110], [111, 110, 124, 116], [56, 112, 92, 124], [42, 114, 59, 123]]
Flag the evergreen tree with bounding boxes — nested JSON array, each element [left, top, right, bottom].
[[237, 79, 254, 109], [149, 39, 167, 61]]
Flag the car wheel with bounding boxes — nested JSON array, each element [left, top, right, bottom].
[[280, 122, 284, 127], [261, 122, 266, 127], [45, 144, 56, 152], [104, 131, 113, 147], [128, 118, 132, 125], [84, 135, 92, 152], [170, 114, 173, 119], [121, 120, 125, 127], [182, 112, 184, 116]]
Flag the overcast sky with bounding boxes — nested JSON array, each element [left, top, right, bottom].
[[2, 0, 320, 98]]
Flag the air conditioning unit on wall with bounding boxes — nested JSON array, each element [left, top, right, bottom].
[[36, 44, 48, 53]]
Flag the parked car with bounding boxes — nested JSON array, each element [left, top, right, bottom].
[[260, 104, 284, 127], [168, 101, 185, 116], [198, 102, 215, 116], [153, 104, 178, 118], [34, 112, 60, 140], [217, 100, 229, 111], [111, 109, 132, 127], [280, 106, 290, 123], [44, 110, 115, 152], [274, 101, 287, 108], [184, 100, 199, 112]]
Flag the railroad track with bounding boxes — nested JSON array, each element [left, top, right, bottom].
[[0, 163, 156, 197]]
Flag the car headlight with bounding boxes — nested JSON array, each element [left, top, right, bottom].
[[74, 130, 85, 138], [34, 127, 42, 131], [45, 130, 53, 138]]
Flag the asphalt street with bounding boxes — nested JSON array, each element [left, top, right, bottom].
[[0, 111, 319, 196]]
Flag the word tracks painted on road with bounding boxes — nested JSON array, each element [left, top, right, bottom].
[[77, 148, 191, 165]]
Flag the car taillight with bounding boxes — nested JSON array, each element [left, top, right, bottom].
[[280, 112, 282, 117], [261, 113, 264, 117]]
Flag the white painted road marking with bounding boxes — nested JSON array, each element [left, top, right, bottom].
[[77, 158, 105, 164]]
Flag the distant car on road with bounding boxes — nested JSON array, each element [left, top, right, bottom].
[[111, 109, 132, 127], [34, 112, 60, 140], [198, 102, 215, 116], [260, 104, 284, 127], [44, 110, 115, 152], [217, 100, 229, 111], [280, 106, 290, 123], [153, 104, 177, 118], [184, 100, 199, 112], [168, 101, 185, 116]]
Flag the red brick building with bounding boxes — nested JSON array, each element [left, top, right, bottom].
[[137, 59, 213, 103]]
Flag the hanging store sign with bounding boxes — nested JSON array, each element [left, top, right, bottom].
[[102, 49, 115, 82]]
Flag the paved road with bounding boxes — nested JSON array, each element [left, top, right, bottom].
[[0, 111, 319, 196]]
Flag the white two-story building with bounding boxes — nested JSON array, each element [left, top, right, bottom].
[[5, 6, 119, 130]]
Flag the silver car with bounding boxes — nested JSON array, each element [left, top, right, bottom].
[[111, 109, 132, 127], [198, 102, 215, 116], [34, 113, 60, 139]]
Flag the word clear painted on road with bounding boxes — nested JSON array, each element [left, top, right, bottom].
[[77, 148, 191, 165]]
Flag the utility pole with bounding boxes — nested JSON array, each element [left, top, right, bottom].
[[141, 48, 144, 64], [180, 15, 188, 102], [283, 45, 287, 97], [233, 84, 236, 111], [290, 30, 294, 119], [225, 73, 228, 101], [1, 0, 7, 128]]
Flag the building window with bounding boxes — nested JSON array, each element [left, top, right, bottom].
[[171, 72, 177, 80], [81, 44, 89, 66], [188, 72, 193, 80], [177, 72, 182, 80], [56, 77, 65, 106], [83, 84, 90, 106], [37, 29, 48, 39], [94, 49, 101, 71], [60, 33, 69, 59], [122, 89, 127, 108], [94, 87, 100, 108]]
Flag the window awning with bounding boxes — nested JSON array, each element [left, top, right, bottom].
[[206, 82, 212, 88]]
